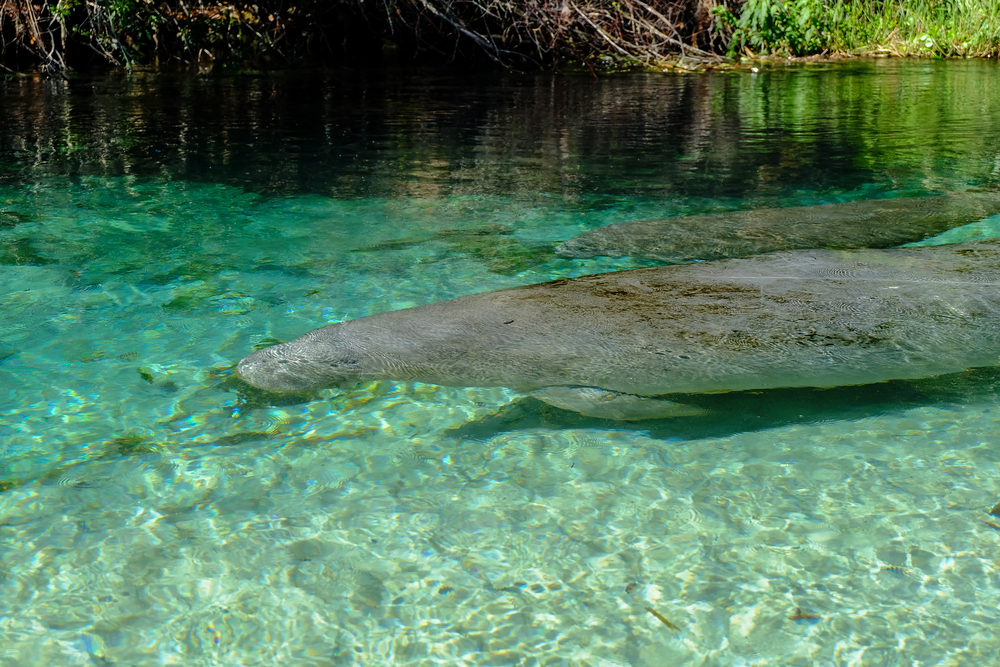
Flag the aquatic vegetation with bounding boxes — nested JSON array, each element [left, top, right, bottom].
[[252, 337, 285, 352], [211, 432, 274, 447], [492, 582, 527, 594], [204, 364, 238, 383], [789, 607, 821, 621], [134, 367, 179, 393], [353, 224, 554, 275], [353, 237, 433, 253], [248, 260, 316, 279], [76, 348, 141, 364], [77, 349, 107, 363], [645, 606, 681, 631], [0, 211, 35, 228], [351, 225, 508, 253], [145, 262, 237, 286], [457, 238, 555, 276], [0, 239, 56, 266], [160, 286, 221, 312], [108, 433, 160, 457]]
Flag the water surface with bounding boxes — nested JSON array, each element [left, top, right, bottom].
[[2, 60, 1000, 665]]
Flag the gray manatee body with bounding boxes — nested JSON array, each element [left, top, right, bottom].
[[556, 193, 1000, 263], [238, 240, 1000, 419]]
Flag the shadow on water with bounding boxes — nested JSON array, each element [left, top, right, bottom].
[[447, 366, 1000, 442]]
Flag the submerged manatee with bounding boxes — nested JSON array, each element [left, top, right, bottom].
[[238, 240, 1000, 420], [556, 193, 1000, 263]]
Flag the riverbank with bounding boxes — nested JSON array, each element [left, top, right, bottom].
[[2, 1, 998, 75]]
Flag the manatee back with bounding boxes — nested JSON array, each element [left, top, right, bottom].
[[556, 193, 1000, 263], [383, 240, 1000, 395]]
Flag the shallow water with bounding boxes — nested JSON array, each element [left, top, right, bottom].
[[3, 60, 1000, 665]]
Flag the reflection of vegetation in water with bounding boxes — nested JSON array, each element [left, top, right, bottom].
[[3, 66, 1000, 206], [730, 61, 1000, 190], [353, 224, 555, 275]]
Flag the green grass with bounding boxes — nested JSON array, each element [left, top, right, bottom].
[[719, 0, 1000, 58], [830, 0, 1000, 57]]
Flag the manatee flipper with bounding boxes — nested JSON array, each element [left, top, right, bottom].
[[530, 386, 707, 421]]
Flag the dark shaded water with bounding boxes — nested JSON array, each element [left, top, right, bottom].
[[5, 59, 1000, 201]]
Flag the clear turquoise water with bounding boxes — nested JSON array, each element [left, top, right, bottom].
[[3, 60, 1000, 665]]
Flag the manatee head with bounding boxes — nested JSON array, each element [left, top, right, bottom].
[[236, 325, 366, 392]]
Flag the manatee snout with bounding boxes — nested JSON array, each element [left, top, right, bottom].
[[237, 340, 352, 392]]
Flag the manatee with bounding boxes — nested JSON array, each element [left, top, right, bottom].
[[556, 193, 1000, 263], [530, 386, 709, 420], [238, 240, 1000, 420]]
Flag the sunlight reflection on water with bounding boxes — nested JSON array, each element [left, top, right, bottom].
[[2, 61, 1000, 665]]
